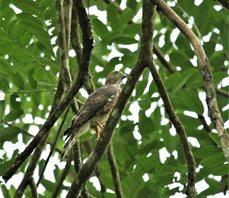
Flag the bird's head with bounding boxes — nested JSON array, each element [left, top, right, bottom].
[[105, 71, 127, 85]]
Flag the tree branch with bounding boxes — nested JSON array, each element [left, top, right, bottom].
[[3, 122, 62, 154], [71, 5, 82, 65], [148, 62, 197, 197], [83, 141, 107, 194], [28, 178, 38, 198], [107, 144, 124, 198], [216, 88, 229, 98], [214, 0, 229, 9], [37, 108, 69, 186], [65, 0, 154, 196], [153, 45, 176, 73], [2, 0, 93, 181], [14, 133, 48, 198], [73, 0, 94, 94], [150, 0, 229, 158], [52, 155, 72, 198], [72, 141, 82, 172]]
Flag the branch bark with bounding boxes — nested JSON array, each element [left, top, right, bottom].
[[65, 0, 154, 196], [150, 0, 229, 158], [148, 62, 197, 197], [28, 178, 38, 198], [2, 0, 93, 182], [37, 108, 69, 186], [107, 144, 124, 198], [52, 155, 72, 198], [215, 0, 229, 9]]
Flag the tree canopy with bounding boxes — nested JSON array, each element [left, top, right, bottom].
[[0, 0, 228, 197]]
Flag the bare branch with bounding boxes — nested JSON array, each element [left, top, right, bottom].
[[28, 178, 38, 198], [2, 0, 93, 181], [37, 108, 69, 186], [52, 155, 72, 198], [65, 0, 154, 196], [214, 0, 229, 9], [107, 144, 124, 198], [71, 6, 82, 65], [153, 45, 176, 73], [216, 89, 229, 98], [148, 62, 197, 197], [14, 134, 48, 198], [150, 0, 229, 158], [83, 141, 107, 194]]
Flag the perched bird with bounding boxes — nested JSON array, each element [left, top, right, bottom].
[[62, 71, 126, 159]]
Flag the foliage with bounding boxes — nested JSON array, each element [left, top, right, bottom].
[[0, 0, 228, 197]]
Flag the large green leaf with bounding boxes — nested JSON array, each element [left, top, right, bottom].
[[0, 126, 21, 146], [4, 109, 24, 122]]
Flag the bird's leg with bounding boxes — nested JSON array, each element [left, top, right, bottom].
[[95, 122, 104, 140]]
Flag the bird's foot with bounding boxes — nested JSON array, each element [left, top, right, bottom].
[[95, 122, 104, 140]]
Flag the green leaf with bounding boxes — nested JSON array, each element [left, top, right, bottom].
[[91, 18, 109, 39], [41, 179, 55, 192], [0, 100, 5, 121], [11, 70, 25, 90], [138, 111, 154, 135], [0, 126, 21, 146], [123, 23, 141, 35], [4, 109, 24, 122], [179, 90, 204, 114], [212, 163, 229, 176], [0, 158, 14, 176], [28, 69, 38, 89], [127, 0, 139, 11], [120, 8, 135, 24], [12, 0, 39, 16], [169, 50, 192, 69], [10, 93, 21, 109], [209, 133, 220, 146], [172, 68, 198, 94], [107, 4, 122, 31], [111, 36, 138, 44], [213, 71, 228, 85], [200, 153, 225, 168], [195, 146, 221, 159], [0, 184, 12, 198]]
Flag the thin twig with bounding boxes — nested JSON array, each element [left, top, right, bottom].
[[71, 4, 82, 65], [2, 0, 93, 180], [83, 141, 107, 194], [3, 122, 62, 154], [153, 45, 176, 73], [107, 144, 124, 198], [148, 62, 197, 197], [73, 0, 95, 94], [3, 89, 56, 94], [52, 155, 72, 198], [14, 134, 49, 198], [37, 108, 69, 186], [150, 0, 229, 158], [65, 0, 153, 196], [215, 0, 229, 9], [216, 88, 229, 98], [28, 178, 38, 198]]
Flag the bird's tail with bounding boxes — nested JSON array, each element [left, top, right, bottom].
[[61, 132, 79, 160]]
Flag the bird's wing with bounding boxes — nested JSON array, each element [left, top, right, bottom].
[[61, 85, 119, 159], [64, 85, 119, 136], [77, 85, 118, 124]]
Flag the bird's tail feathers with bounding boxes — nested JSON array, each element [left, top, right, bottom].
[[64, 127, 71, 136], [61, 134, 79, 160]]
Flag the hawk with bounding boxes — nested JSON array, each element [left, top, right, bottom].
[[62, 71, 126, 159]]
